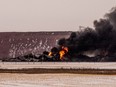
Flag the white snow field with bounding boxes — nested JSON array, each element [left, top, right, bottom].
[[0, 73, 116, 87]]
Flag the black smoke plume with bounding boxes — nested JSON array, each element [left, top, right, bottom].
[[58, 7, 116, 57]]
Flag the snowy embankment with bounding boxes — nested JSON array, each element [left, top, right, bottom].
[[0, 62, 116, 74], [0, 62, 116, 69]]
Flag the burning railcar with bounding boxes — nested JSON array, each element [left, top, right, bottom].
[[48, 46, 69, 61]]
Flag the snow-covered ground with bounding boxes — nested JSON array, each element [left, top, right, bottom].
[[0, 62, 116, 69], [0, 73, 116, 87], [0, 62, 116, 87]]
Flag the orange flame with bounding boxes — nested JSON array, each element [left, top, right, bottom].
[[48, 46, 68, 60], [48, 52, 52, 57], [59, 46, 68, 60], [62, 46, 68, 52]]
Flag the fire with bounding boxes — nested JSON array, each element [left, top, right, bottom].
[[62, 46, 68, 52], [48, 52, 53, 57], [48, 46, 68, 60], [59, 46, 68, 60]]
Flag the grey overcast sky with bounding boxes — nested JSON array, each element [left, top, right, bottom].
[[0, 0, 115, 32]]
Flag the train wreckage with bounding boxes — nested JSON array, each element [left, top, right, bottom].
[[2, 7, 116, 62]]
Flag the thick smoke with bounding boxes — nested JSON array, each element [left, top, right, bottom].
[[58, 7, 116, 57], [105, 7, 116, 29]]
